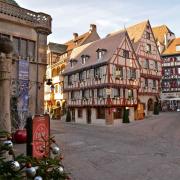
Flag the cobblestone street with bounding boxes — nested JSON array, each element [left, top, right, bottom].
[[51, 112, 180, 180]]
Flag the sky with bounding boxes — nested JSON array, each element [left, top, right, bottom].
[[16, 0, 180, 44]]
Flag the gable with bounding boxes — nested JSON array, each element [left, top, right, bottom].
[[134, 21, 161, 62]]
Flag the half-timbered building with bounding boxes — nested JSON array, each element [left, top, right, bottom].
[[125, 21, 162, 117], [63, 31, 141, 125]]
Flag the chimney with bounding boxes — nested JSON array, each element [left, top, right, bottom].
[[89, 24, 96, 32], [73, 33, 78, 41]]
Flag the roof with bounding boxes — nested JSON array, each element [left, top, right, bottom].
[[63, 31, 127, 75], [107, 20, 148, 50], [0, 0, 19, 6], [152, 25, 174, 44], [65, 32, 92, 52], [48, 42, 67, 54], [162, 37, 180, 55]]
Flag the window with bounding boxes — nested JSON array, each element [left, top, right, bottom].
[[97, 107, 105, 119], [123, 50, 129, 58], [71, 91, 75, 100], [82, 56, 86, 64], [97, 89, 103, 97], [176, 45, 180, 51], [94, 67, 100, 79], [145, 79, 148, 87], [146, 44, 151, 53], [128, 89, 133, 99], [153, 80, 156, 88], [68, 76, 72, 85], [28, 41, 35, 61], [178, 68, 180, 74], [114, 88, 120, 97], [115, 67, 123, 79], [96, 48, 107, 60], [177, 56, 180, 61], [146, 32, 150, 39], [20, 39, 27, 59], [13, 37, 20, 55], [78, 109, 82, 118], [144, 59, 149, 69], [130, 69, 136, 79], [81, 55, 90, 64], [79, 71, 86, 82], [70, 59, 77, 68]]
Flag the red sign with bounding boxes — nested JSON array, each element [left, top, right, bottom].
[[32, 114, 50, 159]]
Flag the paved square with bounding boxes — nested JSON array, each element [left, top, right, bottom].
[[52, 112, 180, 180]]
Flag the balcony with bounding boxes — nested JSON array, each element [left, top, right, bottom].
[[0, 1, 52, 34]]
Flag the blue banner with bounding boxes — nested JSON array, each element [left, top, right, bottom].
[[18, 60, 29, 112]]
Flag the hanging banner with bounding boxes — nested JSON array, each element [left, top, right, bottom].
[[18, 60, 29, 112]]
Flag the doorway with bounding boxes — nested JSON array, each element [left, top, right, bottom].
[[87, 108, 91, 124], [72, 108, 75, 122]]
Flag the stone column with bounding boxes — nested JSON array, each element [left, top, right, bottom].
[[0, 38, 13, 132]]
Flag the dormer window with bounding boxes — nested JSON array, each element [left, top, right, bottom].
[[96, 48, 107, 60], [70, 59, 77, 68], [81, 55, 90, 65]]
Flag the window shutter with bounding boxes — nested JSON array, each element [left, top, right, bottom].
[[94, 89, 97, 98], [127, 68, 130, 79], [112, 65, 116, 78], [110, 88, 114, 98], [125, 89, 128, 99], [89, 89, 92, 97], [133, 89, 137, 98], [79, 90, 82, 99], [120, 88, 123, 98]]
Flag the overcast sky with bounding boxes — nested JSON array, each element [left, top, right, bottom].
[[16, 0, 180, 44]]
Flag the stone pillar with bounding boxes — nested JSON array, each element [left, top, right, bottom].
[[105, 108, 113, 125], [0, 53, 12, 132], [0, 38, 13, 132]]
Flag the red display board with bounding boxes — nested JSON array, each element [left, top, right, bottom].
[[32, 114, 50, 159]]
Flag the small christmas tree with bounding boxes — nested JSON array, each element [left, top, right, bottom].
[[122, 108, 130, 123], [154, 102, 159, 115], [0, 131, 70, 180]]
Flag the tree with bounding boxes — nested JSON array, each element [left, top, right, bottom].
[[0, 131, 70, 180]]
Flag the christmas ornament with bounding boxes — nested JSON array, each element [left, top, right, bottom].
[[58, 166, 64, 173], [10, 161, 20, 172], [34, 176, 43, 180], [52, 146, 60, 155], [14, 129, 27, 143], [3, 140, 13, 149], [26, 167, 36, 177]]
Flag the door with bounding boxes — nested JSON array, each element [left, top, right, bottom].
[[72, 108, 75, 122], [87, 108, 91, 124]]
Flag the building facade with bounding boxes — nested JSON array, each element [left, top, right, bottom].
[[63, 20, 162, 125], [44, 24, 100, 119], [153, 25, 180, 111], [0, 0, 51, 128]]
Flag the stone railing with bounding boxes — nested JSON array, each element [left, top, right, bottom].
[[0, 1, 51, 34]]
